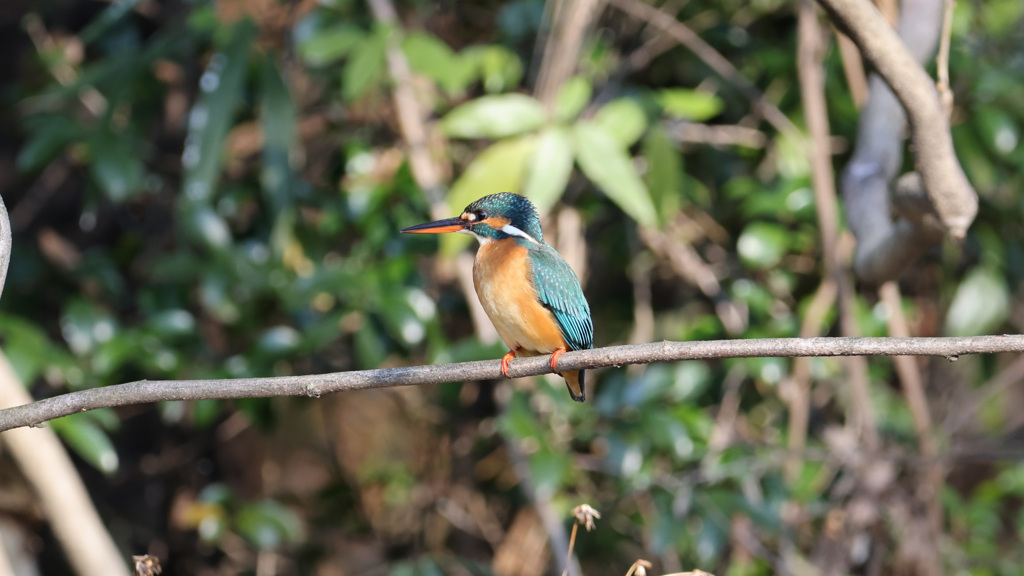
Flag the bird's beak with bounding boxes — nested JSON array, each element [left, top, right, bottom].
[[401, 217, 468, 234]]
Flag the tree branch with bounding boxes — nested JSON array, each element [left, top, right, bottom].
[[2, 336, 1023, 433], [0, 194, 10, 302], [818, 0, 977, 283]]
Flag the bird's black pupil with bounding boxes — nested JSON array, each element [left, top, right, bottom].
[[476, 210, 487, 220]]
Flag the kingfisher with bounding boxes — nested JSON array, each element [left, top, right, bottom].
[[402, 193, 594, 402]]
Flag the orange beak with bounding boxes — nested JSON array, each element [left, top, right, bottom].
[[401, 217, 468, 234]]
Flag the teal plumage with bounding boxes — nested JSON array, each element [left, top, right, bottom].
[[527, 244, 594, 352], [402, 192, 595, 402]]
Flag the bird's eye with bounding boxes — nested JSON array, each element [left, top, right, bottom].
[[476, 210, 488, 220]]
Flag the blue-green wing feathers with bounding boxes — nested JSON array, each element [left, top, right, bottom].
[[527, 244, 594, 351]]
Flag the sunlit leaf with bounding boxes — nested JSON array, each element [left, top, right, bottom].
[[658, 89, 724, 121], [554, 76, 591, 122], [256, 326, 302, 354], [945, 267, 1010, 336], [594, 98, 648, 146], [475, 45, 523, 93], [402, 32, 471, 95], [975, 105, 1020, 157], [447, 134, 536, 217], [51, 414, 120, 474], [260, 57, 298, 215], [343, 25, 389, 101], [181, 19, 254, 205], [521, 127, 573, 213], [298, 24, 363, 67], [573, 121, 657, 227], [148, 309, 197, 337], [442, 94, 546, 139], [642, 125, 683, 222], [737, 222, 790, 269]]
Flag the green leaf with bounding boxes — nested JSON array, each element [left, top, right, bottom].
[[256, 326, 302, 354], [260, 57, 298, 215], [0, 314, 67, 384], [658, 89, 724, 121], [237, 500, 305, 550], [521, 127, 573, 213], [643, 125, 684, 221], [181, 20, 255, 205], [473, 45, 523, 93], [554, 76, 591, 122], [402, 32, 470, 95], [573, 121, 657, 227], [447, 135, 536, 213], [737, 222, 790, 269], [594, 98, 648, 146], [343, 25, 389, 101], [975, 105, 1020, 157], [51, 414, 120, 474], [298, 24, 363, 67], [79, 0, 147, 45], [17, 115, 82, 173], [89, 129, 144, 202], [441, 94, 546, 139], [443, 136, 537, 255], [945, 267, 1010, 336]]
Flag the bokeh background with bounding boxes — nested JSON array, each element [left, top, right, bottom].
[[1, 0, 1023, 574]]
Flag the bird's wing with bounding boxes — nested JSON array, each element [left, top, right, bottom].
[[527, 244, 594, 351]]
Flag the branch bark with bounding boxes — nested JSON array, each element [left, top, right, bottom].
[[818, 0, 977, 283], [0, 195, 10, 301], [2, 335, 1023, 433]]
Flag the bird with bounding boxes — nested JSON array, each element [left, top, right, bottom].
[[402, 193, 594, 402]]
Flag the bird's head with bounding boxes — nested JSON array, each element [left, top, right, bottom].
[[401, 193, 544, 244]]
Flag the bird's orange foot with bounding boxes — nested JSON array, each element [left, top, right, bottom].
[[501, 350, 517, 378], [549, 347, 567, 374]]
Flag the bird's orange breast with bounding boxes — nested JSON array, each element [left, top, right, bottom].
[[473, 239, 567, 356]]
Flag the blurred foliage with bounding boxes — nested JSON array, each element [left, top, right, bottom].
[[1, 0, 1023, 574]]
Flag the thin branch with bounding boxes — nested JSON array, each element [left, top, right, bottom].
[[533, 0, 605, 108], [2, 336, 1024, 433], [797, 1, 876, 447], [0, 195, 10, 303], [935, 0, 955, 116]]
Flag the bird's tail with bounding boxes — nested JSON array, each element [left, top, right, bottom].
[[563, 370, 586, 402]]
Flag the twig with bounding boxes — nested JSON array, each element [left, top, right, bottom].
[[666, 122, 767, 149], [0, 195, 10, 302], [818, 0, 977, 244], [880, 281, 943, 534], [945, 353, 1024, 436], [797, 1, 876, 448], [534, 0, 605, 108], [834, 30, 868, 108], [783, 277, 837, 481], [0, 352, 130, 575], [607, 0, 801, 140], [2, 336, 1023, 433], [935, 0, 955, 116]]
